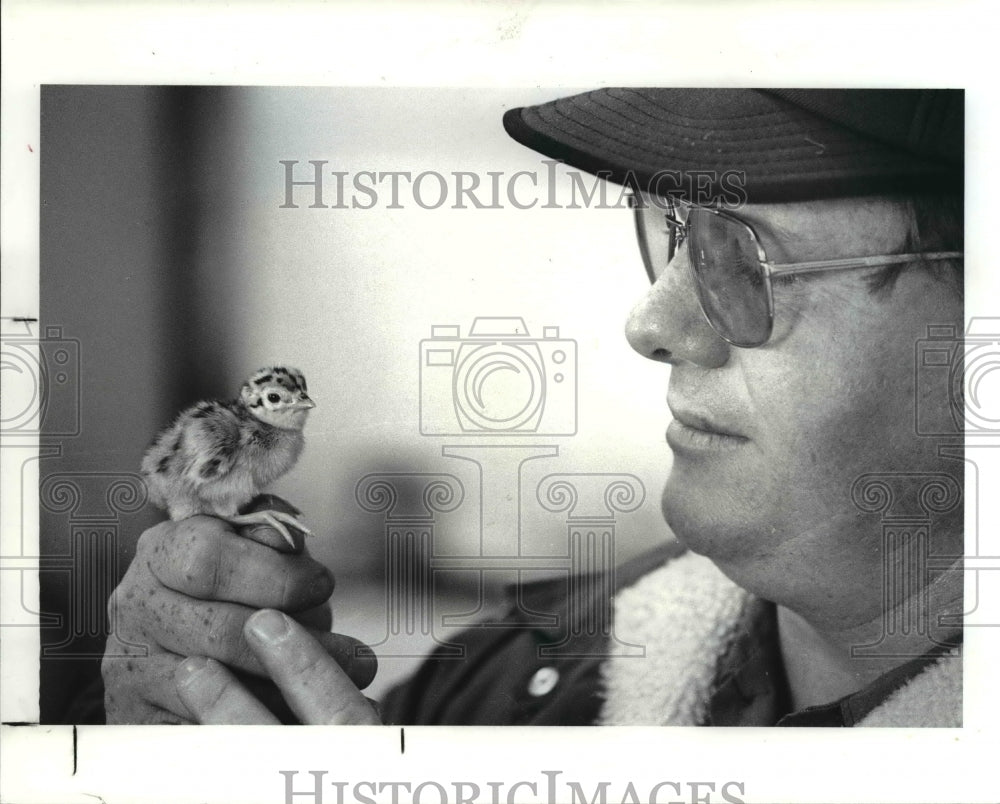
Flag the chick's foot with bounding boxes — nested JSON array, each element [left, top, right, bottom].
[[223, 510, 313, 549]]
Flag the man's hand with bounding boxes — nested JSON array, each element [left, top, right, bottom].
[[176, 610, 381, 724], [102, 497, 376, 724]]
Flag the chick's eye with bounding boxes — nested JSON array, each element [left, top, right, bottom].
[[267, 393, 281, 404]]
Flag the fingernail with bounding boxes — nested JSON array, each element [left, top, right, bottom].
[[176, 656, 212, 686], [247, 609, 291, 644]]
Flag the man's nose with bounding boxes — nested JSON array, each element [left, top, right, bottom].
[[624, 249, 730, 368]]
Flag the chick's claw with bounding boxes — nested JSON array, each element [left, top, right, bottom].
[[225, 510, 313, 549]]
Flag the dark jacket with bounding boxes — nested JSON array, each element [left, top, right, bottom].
[[380, 541, 685, 725]]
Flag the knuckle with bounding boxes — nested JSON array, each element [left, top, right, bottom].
[[134, 526, 158, 557], [135, 520, 173, 558], [176, 528, 224, 599]]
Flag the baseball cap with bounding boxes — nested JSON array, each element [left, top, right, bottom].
[[502, 88, 963, 203]]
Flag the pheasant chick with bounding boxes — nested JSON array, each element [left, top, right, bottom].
[[141, 366, 315, 547]]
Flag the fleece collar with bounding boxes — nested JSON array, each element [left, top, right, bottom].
[[598, 551, 961, 727]]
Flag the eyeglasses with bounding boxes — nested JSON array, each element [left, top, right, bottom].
[[630, 193, 963, 348]]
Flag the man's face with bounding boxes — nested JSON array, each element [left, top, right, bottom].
[[625, 196, 963, 626]]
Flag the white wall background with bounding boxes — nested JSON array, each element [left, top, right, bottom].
[[207, 88, 669, 568], [36, 86, 680, 703], [210, 88, 675, 579]]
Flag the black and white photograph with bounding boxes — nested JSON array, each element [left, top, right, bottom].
[[2, 3, 998, 804]]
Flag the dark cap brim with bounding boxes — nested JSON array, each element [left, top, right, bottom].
[[502, 88, 963, 204]]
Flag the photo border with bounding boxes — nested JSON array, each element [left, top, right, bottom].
[[3, 2, 998, 803]]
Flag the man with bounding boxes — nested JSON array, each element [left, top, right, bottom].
[[102, 88, 965, 726]]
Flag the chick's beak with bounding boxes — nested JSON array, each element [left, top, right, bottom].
[[294, 395, 316, 410]]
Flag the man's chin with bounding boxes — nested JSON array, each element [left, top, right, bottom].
[[660, 475, 749, 562], [661, 488, 715, 557]]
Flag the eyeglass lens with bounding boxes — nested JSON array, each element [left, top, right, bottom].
[[633, 197, 774, 348], [686, 208, 773, 347]]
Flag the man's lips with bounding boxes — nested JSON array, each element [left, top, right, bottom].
[[668, 403, 745, 438], [666, 402, 749, 452]]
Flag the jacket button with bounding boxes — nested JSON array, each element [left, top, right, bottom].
[[527, 667, 559, 697]]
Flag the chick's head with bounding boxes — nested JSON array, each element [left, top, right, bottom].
[[240, 366, 315, 430]]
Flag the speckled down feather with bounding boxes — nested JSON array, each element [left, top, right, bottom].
[[140, 366, 310, 522]]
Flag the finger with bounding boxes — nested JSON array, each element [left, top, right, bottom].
[[230, 670, 300, 724], [147, 707, 195, 725], [102, 649, 193, 719], [148, 586, 377, 688], [294, 600, 332, 631], [176, 656, 280, 725], [151, 517, 334, 612], [245, 610, 381, 725]]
